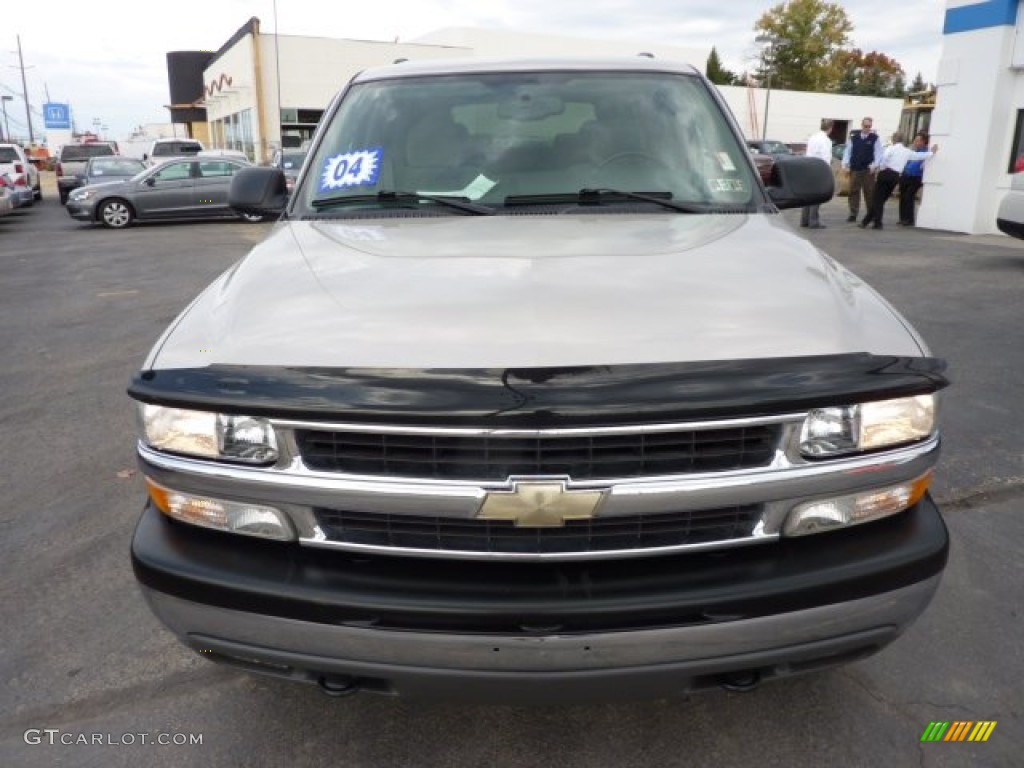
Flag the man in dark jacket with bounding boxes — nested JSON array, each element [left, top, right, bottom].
[[841, 117, 883, 223]]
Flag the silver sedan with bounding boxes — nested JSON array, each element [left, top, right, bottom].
[[66, 157, 266, 228]]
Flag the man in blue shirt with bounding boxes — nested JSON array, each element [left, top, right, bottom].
[[842, 117, 883, 223], [899, 132, 930, 226]]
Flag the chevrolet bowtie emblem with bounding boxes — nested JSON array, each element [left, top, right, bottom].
[[476, 481, 606, 527]]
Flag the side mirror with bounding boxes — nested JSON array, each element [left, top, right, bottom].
[[766, 156, 835, 210], [229, 167, 288, 217], [144, 177, 156, 186], [142, 153, 148, 161]]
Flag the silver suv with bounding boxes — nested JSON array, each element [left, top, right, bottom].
[[129, 57, 949, 703]]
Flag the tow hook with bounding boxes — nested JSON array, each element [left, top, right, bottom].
[[720, 669, 762, 692], [317, 675, 361, 697]]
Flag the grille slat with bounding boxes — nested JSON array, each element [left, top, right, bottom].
[[296, 425, 780, 481], [313, 506, 761, 555]]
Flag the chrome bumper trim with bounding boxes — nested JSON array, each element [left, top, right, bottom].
[[137, 434, 940, 561]]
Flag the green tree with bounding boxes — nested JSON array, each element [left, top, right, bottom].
[[908, 72, 928, 94], [706, 46, 738, 85], [754, 0, 854, 91]]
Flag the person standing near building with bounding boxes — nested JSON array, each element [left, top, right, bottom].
[[860, 131, 938, 229], [899, 132, 931, 226], [842, 117, 883, 222], [800, 118, 834, 229]]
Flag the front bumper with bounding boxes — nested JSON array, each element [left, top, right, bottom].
[[133, 495, 948, 702], [66, 200, 97, 221]]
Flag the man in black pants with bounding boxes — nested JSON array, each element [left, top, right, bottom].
[[899, 132, 930, 225], [842, 117, 882, 222], [861, 131, 937, 230]]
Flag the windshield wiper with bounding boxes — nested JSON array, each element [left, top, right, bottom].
[[504, 189, 708, 213], [311, 190, 495, 215]]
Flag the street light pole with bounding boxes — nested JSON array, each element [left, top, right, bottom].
[[1, 95, 12, 142], [754, 35, 788, 142], [16, 35, 34, 144]]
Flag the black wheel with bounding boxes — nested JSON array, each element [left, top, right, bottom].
[[59, 189, 68, 205], [34, 185, 42, 201], [99, 199, 134, 229]]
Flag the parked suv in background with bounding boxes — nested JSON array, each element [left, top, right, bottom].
[[997, 170, 1024, 239], [0, 143, 42, 203], [144, 138, 204, 167], [55, 142, 118, 204], [131, 57, 949, 703]]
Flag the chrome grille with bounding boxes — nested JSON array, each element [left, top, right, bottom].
[[295, 425, 780, 480], [312, 505, 762, 555]]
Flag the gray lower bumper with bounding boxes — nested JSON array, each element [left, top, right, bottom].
[[142, 576, 941, 702]]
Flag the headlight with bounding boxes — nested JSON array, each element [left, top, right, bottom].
[[799, 394, 935, 458], [138, 404, 278, 464], [70, 189, 96, 202]]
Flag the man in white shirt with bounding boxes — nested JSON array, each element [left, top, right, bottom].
[[800, 119, 834, 229], [860, 131, 938, 229]]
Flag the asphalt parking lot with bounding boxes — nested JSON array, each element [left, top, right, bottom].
[[1, 185, 1022, 767]]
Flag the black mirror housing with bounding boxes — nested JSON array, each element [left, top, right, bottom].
[[229, 167, 288, 217], [766, 156, 835, 210]]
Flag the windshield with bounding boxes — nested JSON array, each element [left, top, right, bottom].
[[298, 70, 759, 215], [88, 158, 145, 175], [61, 144, 115, 160], [280, 150, 307, 171], [153, 142, 202, 157]]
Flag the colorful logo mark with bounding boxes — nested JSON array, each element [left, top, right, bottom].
[[921, 721, 997, 742]]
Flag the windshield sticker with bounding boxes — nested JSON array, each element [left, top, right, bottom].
[[419, 174, 497, 201], [319, 148, 382, 192], [708, 178, 747, 193], [716, 152, 737, 172]]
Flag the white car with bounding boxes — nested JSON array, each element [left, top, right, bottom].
[[0, 143, 42, 203], [996, 170, 1024, 239], [144, 138, 204, 167], [0, 175, 15, 216]]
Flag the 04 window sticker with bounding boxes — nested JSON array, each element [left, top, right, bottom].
[[319, 147, 383, 192]]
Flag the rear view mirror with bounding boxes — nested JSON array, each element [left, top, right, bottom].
[[766, 156, 835, 210], [229, 167, 288, 217]]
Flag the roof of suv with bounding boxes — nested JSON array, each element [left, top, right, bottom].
[[58, 143, 117, 160], [353, 56, 700, 83]]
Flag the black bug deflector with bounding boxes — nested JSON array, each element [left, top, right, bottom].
[[128, 354, 948, 427]]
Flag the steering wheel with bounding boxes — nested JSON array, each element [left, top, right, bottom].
[[596, 151, 663, 170]]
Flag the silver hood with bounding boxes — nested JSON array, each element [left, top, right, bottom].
[[147, 213, 926, 370]]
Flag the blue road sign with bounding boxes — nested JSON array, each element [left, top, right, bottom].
[[44, 103, 71, 130]]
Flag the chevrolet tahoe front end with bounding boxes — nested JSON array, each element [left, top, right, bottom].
[[129, 57, 948, 702]]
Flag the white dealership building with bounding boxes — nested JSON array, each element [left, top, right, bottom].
[[181, 20, 902, 162]]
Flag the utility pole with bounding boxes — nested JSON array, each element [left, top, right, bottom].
[[16, 34, 34, 144], [1, 95, 12, 142]]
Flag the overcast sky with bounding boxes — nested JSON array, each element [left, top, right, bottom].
[[0, 0, 946, 142]]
